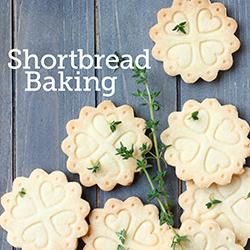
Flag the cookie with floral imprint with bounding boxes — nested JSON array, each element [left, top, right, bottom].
[[165, 219, 244, 250], [83, 197, 170, 250], [0, 168, 90, 250], [61, 100, 152, 191], [149, 0, 240, 83], [179, 167, 250, 246], [161, 98, 250, 187]]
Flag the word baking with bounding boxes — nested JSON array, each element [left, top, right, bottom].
[[8, 49, 151, 96], [26, 71, 116, 97]]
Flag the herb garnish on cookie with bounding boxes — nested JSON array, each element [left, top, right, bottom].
[[150, 0, 240, 83], [61, 100, 151, 191]]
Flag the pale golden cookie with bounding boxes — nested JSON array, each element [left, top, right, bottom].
[[62, 100, 151, 191], [83, 197, 170, 250], [165, 220, 244, 250], [179, 168, 250, 246], [161, 98, 250, 187], [149, 0, 240, 83], [0, 169, 90, 250]]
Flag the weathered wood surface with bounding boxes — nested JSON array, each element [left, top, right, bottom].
[[0, 1, 12, 249], [0, 0, 249, 249]]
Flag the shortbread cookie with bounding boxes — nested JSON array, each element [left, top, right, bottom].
[[160, 99, 250, 187], [179, 168, 250, 246], [0, 169, 90, 250], [83, 197, 170, 250], [165, 219, 244, 250], [149, 0, 240, 83], [61, 100, 151, 191]]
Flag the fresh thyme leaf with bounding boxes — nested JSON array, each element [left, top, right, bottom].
[[18, 188, 26, 198], [147, 189, 161, 201], [158, 143, 167, 156], [160, 210, 174, 227], [116, 142, 134, 160], [116, 229, 127, 247], [133, 89, 147, 98], [132, 66, 147, 85], [152, 91, 161, 98], [139, 143, 150, 158], [87, 161, 101, 173], [172, 21, 187, 34], [152, 101, 161, 111], [245, 192, 250, 199], [206, 196, 222, 209], [154, 171, 167, 183], [118, 245, 125, 250], [171, 234, 189, 250], [189, 111, 199, 120], [146, 119, 159, 130], [136, 159, 147, 172], [109, 120, 122, 132]]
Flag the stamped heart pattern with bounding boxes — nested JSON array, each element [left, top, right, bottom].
[[198, 9, 222, 33], [165, 12, 189, 35], [105, 210, 131, 232], [22, 222, 48, 248], [204, 147, 230, 174], [40, 182, 65, 208], [114, 131, 137, 149], [174, 137, 200, 163], [216, 175, 241, 198], [133, 221, 158, 246], [214, 119, 240, 145], [232, 198, 250, 222], [12, 195, 36, 219], [99, 153, 121, 177], [51, 211, 76, 236], [93, 114, 112, 138], [75, 133, 98, 159], [200, 41, 224, 65], [168, 44, 192, 68], [184, 109, 209, 133], [192, 232, 208, 249]]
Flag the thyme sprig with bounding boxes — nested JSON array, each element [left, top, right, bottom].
[[189, 111, 199, 120], [172, 22, 187, 34], [18, 188, 26, 198], [87, 161, 101, 173], [171, 234, 189, 250], [116, 229, 127, 250], [246, 192, 250, 200], [114, 63, 187, 248], [206, 196, 222, 209], [110, 120, 122, 132]]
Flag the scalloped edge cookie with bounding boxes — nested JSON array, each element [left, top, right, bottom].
[[179, 167, 250, 246], [61, 100, 152, 191], [165, 219, 244, 249], [83, 197, 170, 250], [161, 98, 250, 187], [149, 0, 240, 83], [0, 168, 90, 250]]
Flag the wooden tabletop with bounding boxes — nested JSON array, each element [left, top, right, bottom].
[[0, 0, 249, 249]]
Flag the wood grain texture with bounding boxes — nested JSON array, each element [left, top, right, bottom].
[[97, 0, 181, 225], [0, 1, 13, 249], [13, 0, 95, 249], [0, 0, 249, 249]]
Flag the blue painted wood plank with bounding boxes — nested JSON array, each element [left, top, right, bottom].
[[0, 1, 13, 249], [13, 1, 95, 249], [97, 0, 180, 225]]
